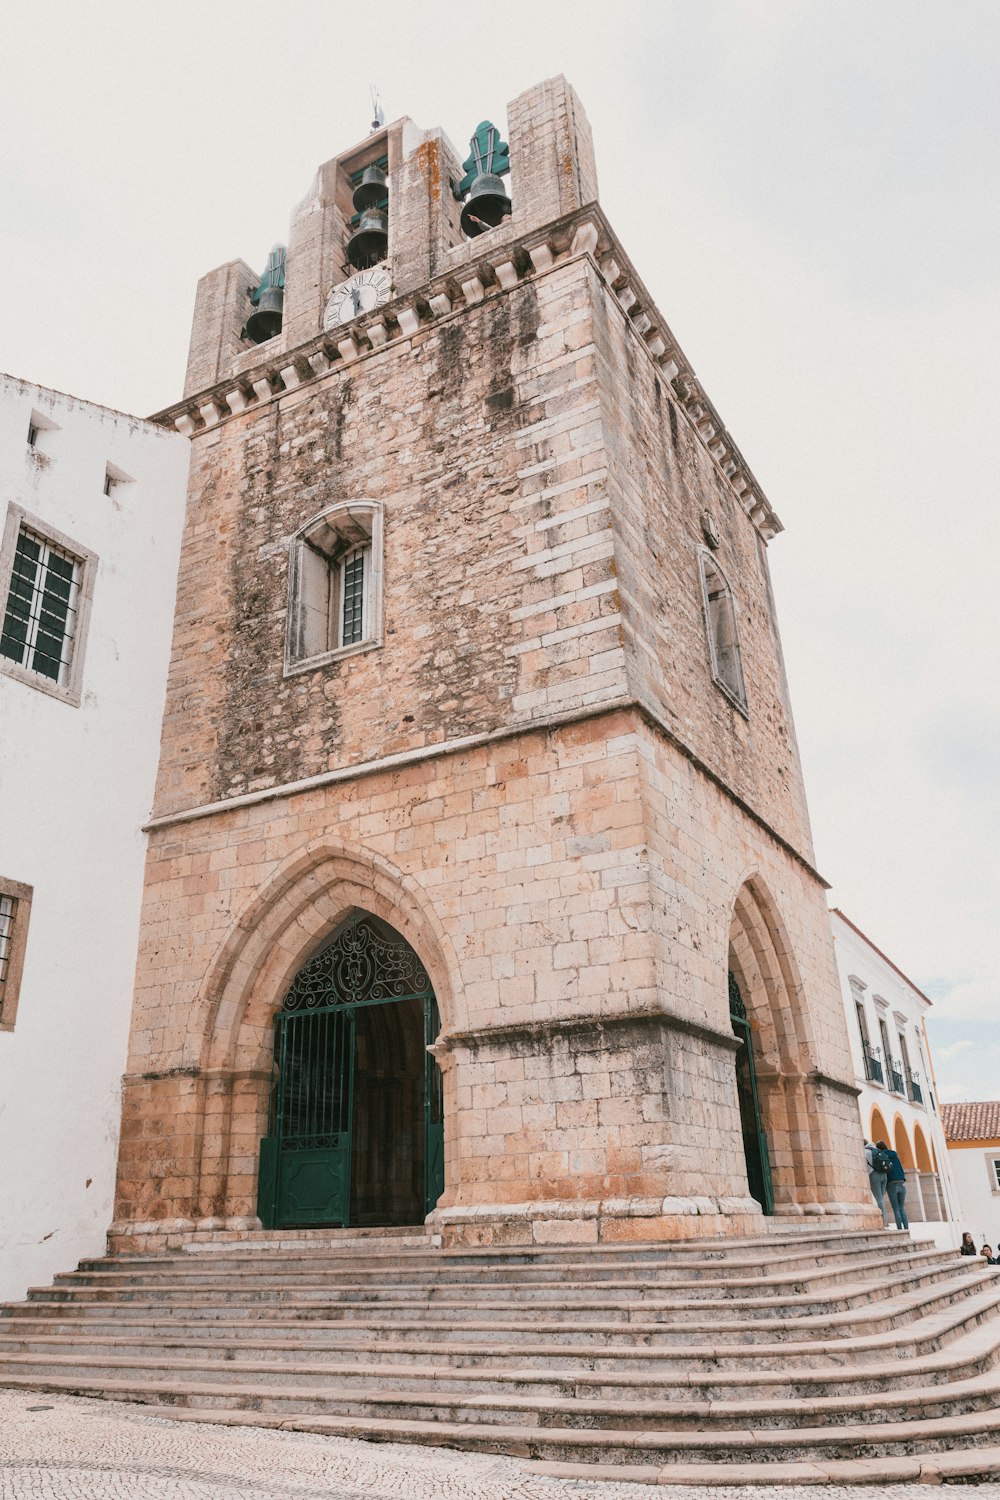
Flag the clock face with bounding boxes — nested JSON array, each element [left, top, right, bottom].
[[323, 266, 392, 329]]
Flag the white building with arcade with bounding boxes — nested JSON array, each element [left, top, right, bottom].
[[831, 908, 960, 1247]]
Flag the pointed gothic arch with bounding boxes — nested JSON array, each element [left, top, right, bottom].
[[186, 838, 459, 1225], [727, 875, 822, 1211]]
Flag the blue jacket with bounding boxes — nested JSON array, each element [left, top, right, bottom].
[[882, 1148, 906, 1183]]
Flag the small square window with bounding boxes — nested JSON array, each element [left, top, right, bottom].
[[25, 409, 58, 453], [0, 505, 97, 706]]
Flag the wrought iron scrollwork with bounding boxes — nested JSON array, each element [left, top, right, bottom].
[[282, 913, 431, 1012], [728, 971, 747, 1020]]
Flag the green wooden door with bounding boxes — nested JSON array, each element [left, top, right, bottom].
[[729, 972, 774, 1215], [258, 1005, 355, 1228], [257, 912, 445, 1230]]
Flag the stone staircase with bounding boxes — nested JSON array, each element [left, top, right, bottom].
[[3, 1227, 1000, 1485]]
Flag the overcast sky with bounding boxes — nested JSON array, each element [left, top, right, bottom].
[[4, 1, 997, 1101]]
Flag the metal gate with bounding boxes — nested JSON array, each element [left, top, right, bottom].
[[257, 914, 444, 1230], [729, 971, 774, 1215]]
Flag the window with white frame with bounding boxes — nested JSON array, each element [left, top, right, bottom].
[[285, 502, 383, 673], [698, 550, 748, 713], [990, 1156, 1000, 1193], [0, 506, 96, 705]]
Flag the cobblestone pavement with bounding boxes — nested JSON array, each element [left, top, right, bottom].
[[2, 1391, 1000, 1499]]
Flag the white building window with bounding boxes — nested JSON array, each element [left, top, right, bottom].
[[0, 876, 33, 1032], [1, 528, 81, 684], [990, 1156, 1000, 1193], [0, 507, 97, 706], [698, 550, 748, 714], [285, 501, 383, 674]]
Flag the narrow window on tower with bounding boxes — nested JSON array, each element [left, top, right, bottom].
[[698, 550, 748, 714], [285, 502, 383, 674], [0, 506, 97, 706]]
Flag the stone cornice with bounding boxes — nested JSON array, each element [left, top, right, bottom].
[[438, 1006, 742, 1056], [151, 204, 782, 544]]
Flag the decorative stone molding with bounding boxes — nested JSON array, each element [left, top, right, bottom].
[[152, 204, 783, 545]]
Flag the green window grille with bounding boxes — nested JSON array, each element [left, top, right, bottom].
[[340, 546, 367, 646], [1, 527, 81, 684]]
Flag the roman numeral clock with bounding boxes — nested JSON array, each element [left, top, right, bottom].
[[323, 267, 392, 329]]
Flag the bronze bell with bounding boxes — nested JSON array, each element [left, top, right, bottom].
[[353, 165, 388, 212], [347, 207, 389, 269], [460, 173, 512, 237], [245, 284, 284, 344]]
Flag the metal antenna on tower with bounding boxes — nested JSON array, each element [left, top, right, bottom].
[[370, 86, 385, 134]]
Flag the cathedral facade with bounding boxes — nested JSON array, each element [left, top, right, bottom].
[[111, 77, 872, 1249]]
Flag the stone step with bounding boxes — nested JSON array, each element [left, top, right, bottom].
[[88, 1229, 913, 1274], [6, 1264, 991, 1344], [2, 1315, 997, 1401], [59, 1242, 945, 1290], [4, 1285, 999, 1372], [165, 1226, 902, 1260], [525, 1449, 1000, 1486], [2, 1362, 1000, 1441], [3, 1229, 998, 1479], [20, 1261, 981, 1320], [8, 1267, 991, 1339]]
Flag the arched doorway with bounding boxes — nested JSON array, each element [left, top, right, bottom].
[[256, 910, 444, 1229], [728, 971, 774, 1214]]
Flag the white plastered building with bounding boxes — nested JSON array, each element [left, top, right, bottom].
[[0, 374, 188, 1301], [831, 908, 961, 1249], [941, 1103, 1000, 1251]]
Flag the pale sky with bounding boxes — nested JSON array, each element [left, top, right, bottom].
[[3, 1, 997, 1100]]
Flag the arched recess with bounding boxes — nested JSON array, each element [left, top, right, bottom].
[[189, 838, 460, 1224], [913, 1122, 933, 1172], [870, 1106, 891, 1146], [893, 1117, 914, 1170], [727, 875, 820, 1210]]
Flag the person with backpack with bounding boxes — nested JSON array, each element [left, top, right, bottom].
[[865, 1139, 889, 1227], [875, 1138, 908, 1230]]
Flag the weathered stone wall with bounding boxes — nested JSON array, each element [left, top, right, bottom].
[[155, 256, 621, 819]]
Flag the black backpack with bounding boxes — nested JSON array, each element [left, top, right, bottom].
[[871, 1147, 892, 1174]]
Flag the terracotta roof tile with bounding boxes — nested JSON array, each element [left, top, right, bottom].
[[941, 1101, 1000, 1142]]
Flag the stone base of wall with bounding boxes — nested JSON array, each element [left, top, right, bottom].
[[427, 1195, 764, 1247]]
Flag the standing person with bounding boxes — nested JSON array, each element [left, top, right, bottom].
[[877, 1139, 908, 1230], [960, 1232, 978, 1256], [865, 1140, 889, 1227]]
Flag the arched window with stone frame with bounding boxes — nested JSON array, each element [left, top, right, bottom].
[[698, 548, 748, 714], [284, 500, 384, 674]]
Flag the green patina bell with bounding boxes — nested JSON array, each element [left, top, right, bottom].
[[460, 173, 512, 237], [347, 208, 389, 270], [455, 120, 512, 237], [246, 245, 286, 344], [352, 164, 388, 213]]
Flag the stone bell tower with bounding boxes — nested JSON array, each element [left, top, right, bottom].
[[112, 76, 871, 1250]]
